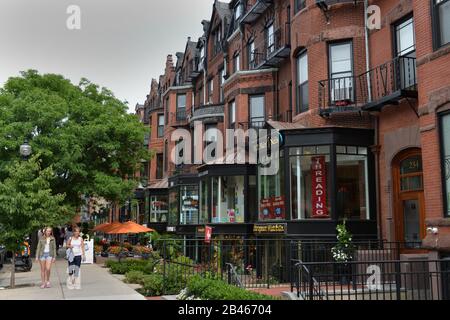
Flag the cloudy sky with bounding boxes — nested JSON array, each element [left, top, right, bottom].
[[0, 0, 223, 112]]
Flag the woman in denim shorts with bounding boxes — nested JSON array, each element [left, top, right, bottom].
[[35, 227, 57, 289]]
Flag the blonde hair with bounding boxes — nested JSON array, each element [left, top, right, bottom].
[[42, 227, 54, 239]]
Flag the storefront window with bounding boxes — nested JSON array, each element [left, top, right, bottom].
[[168, 188, 179, 225], [200, 179, 209, 224], [211, 176, 245, 223], [258, 156, 286, 221], [337, 146, 370, 220], [149, 195, 168, 223], [442, 113, 450, 217], [180, 185, 199, 225], [290, 146, 331, 220]]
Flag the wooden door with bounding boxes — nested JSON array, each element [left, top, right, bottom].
[[392, 149, 426, 250]]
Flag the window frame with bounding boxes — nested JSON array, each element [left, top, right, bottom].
[[393, 15, 416, 58], [249, 94, 265, 128], [328, 40, 355, 105], [156, 153, 164, 180], [296, 50, 309, 114], [234, 51, 240, 73], [176, 93, 187, 121], [248, 39, 256, 69], [439, 110, 450, 217], [432, 0, 450, 50], [157, 114, 165, 138], [229, 100, 236, 129]]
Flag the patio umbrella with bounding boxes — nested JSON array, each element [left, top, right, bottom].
[[105, 221, 155, 235], [98, 222, 123, 233], [92, 223, 111, 232]]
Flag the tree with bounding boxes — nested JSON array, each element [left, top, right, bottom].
[[0, 70, 151, 210], [0, 156, 67, 288]]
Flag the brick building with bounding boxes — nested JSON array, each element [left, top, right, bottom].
[[133, 0, 450, 258]]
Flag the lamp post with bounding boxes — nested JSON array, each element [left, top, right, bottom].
[[20, 140, 32, 160]]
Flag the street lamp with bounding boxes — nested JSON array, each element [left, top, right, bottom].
[[19, 140, 32, 160]]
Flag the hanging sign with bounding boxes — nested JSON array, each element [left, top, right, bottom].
[[205, 226, 213, 243], [311, 156, 329, 218]]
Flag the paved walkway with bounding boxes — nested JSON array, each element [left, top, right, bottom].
[[0, 256, 145, 300]]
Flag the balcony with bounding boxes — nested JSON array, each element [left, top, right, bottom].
[[188, 103, 225, 126], [237, 119, 268, 130], [251, 23, 291, 69], [316, 0, 358, 12], [319, 56, 417, 117], [170, 109, 189, 127], [241, 0, 273, 24]]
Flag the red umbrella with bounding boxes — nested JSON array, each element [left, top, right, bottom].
[[105, 221, 155, 235]]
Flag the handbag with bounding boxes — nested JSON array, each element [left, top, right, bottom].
[[66, 248, 75, 263]]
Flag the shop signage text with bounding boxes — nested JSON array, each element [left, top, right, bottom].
[[253, 223, 287, 235], [311, 156, 329, 218]]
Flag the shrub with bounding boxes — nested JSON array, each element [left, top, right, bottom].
[[108, 246, 129, 255], [106, 259, 150, 275], [142, 274, 164, 297], [182, 276, 276, 300], [133, 245, 153, 255], [125, 271, 146, 284]]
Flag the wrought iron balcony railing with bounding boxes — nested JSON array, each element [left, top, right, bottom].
[[319, 56, 417, 117], [189, 103, 225, 124], [251, 23, 291, 69], [241, 0, 274, 24], [170, 109, 188, 127]]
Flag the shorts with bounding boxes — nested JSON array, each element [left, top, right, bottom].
[[40, 252, 53, 261]]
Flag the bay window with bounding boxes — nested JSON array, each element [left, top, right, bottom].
[[258, 154, 286, 221], [290, 146, 331, 220]]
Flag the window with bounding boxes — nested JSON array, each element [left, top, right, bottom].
[[157, 114, 164, 137], [267, 23, 275, 55], [290, 146, 331, 220], [336, 146, 370, 220], [208, 78, 214, 103], [296, 51, 309, 113], [214, 27, 222, 56], [219, 69, 224, 102], [156, 153, 164, 179], [200, 178, 209, 224], [177, 94, 186, 121], [168, 188, 179, 225], [248, 40, 256, 69], [433, 0, 450, 49], [229, 100, 236, 129], [294, 0, 306, 14], [205, 124, 218, 159], [441, 112, 450, 217], [394, 16, 416, 89], [258, 156, 285, 221], [211, 176, 246, 223], [165, 96, 169, 125], [394, 16, 416, 57], [234, 1, 244, 22], [150, 195, 168, 223], [329, 42, 354, 104], [234, 52, 240, 73], [179, 185, 199, 225], [250, 95, 265, 128]]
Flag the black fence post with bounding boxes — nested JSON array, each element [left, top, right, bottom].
[[309, 269, 314, 301], [395, 260, 402, 300]]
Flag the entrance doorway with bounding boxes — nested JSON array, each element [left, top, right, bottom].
[[392, 149, 425, 249]]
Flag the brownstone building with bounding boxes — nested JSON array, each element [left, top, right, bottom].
[[134, 0, 450, 258]]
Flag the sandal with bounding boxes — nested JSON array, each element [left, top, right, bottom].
[[46, 282, 51, 288]]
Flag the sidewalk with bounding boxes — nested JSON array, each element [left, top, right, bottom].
[[0, 256, 145, 300]]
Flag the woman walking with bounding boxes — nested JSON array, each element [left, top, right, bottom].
[[35, 227, 57, 289], [66, 226, 85, 290]]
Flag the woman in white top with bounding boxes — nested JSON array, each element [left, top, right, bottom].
[[66, 227, 85, 290]]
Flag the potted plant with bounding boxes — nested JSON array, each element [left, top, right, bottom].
[[331, 220, 355, 285]]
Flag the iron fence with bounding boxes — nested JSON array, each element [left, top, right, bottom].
[[291, 259, 450, 300], [154, 239, 423, 293]]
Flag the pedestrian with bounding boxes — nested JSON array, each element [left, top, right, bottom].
[[59, 227, 65, 249], [64, 226, 73, 248], [53, 227, 61, 251], [35, 227, 57, 289], [66, 226, 85, 290]]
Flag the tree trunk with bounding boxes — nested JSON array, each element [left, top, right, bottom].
[[10, 253, 15, 289]]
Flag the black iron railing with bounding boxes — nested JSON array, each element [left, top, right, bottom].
[[251, 23, 291, 69], [292, 259, 450, 300], [151, 239, 427, 295], [319, 56, 417, 116]]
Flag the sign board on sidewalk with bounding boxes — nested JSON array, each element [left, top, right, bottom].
[[82, 240, 94, 264]]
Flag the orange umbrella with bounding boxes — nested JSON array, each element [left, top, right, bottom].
[[98, 222, 123, 233], [105, 221, 155, 235], [93, 223, 111, 232]]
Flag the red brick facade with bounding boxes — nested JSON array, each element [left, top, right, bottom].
[[134, 0, 450, 252]]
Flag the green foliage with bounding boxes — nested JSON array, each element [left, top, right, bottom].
[[142, 274, 164, 297], [183, 276, 276, 300], [124, 271, 146, 284], [0, 156, 67, 252], [0, 70, 151, 208], [331, 220, 355, 262], [154, 235, 183, 259]]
